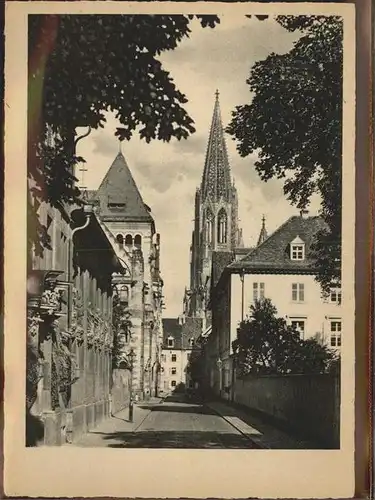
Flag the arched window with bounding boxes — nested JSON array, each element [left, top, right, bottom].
[[119, 285, 129, 304], [116, 234, 124, 246], [134, 234, 142, 249], [125, 234, 133, 249], [206, 210, 213, 245], [217, 209, 227, 244]]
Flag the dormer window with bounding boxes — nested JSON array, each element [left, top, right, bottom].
[[167, 336, 174, 348], [189, 338, 195, 347], [290, 236, 305, 261]]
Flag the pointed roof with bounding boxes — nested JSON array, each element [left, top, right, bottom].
[[257, 215, 268, 246], [201, 90, 232, 202], [95, 152, 153, 222]]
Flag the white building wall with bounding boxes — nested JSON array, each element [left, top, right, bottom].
[[230, 273, 342, 351], [160, 349, 192, 392]]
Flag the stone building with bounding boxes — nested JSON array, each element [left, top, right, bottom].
[[203, 214, 342, 400], [159, 317, 203, 393], [86, 150, 164, 401], [26, 148, 164, 446], [26, 200, 124, 445], [183, 91, 243, 329]]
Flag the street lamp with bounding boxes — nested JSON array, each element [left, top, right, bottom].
[[217, 357, 223, 398], [239, 269, 245, 322]]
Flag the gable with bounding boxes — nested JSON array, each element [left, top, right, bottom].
[[93, 153, 153, 223], [230, 216, 327, 273]]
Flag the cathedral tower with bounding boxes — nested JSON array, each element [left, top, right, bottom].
[[185, 91, 243, 322]]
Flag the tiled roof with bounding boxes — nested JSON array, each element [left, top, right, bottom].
[[88, 153, 153, 223], [162, 317, 203, 350], [229, 215, 327, 274]]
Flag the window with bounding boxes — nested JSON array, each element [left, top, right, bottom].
[[167, 337, 174, 348], [171, 354, 177, 362], [330, 321, 342, 348], [189, 338, 195, 347], [116, 234, 124, 246], [125, 234, 133, 248], [290, 237, 305, 260], [134, 234, 142, 249], [217, 209, 227, 244], [171, 367, 177, 375], [206, 210, 213, 245], [253, 282, 265, 302], [119, 285, 129, 304], [330, 288, 342, 305], [171, 380, 176, 388], [291, 320, 305, 339], [108, 202, 126, 209], [292, 283, 305, 302], [161, 354, 166, 362]]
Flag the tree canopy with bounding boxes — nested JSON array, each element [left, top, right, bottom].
[[28, 14, 219, 255], [232, 299, 338, 376], [227, 16, 343, 293]]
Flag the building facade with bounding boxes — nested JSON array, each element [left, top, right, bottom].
[[183, 91, 243, 327], [26, 200, 124, 446], [86, 151, 164, 400], [204, 215, 342, 400], [160, 317, 203, 393]]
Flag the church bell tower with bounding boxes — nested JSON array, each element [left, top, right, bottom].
[[185, 90, 243, 323]]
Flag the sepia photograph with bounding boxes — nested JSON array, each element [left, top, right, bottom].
[[25, 10, 344, 451], [4, 1, 358, 498]]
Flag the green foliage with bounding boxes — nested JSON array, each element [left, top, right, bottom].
[[28, 14, 220, 252], [232, 298, 339, 376], [227, 16, 343, 293]]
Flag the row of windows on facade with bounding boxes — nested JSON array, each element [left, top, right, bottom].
[[163, 380, 193, 389], [205, 209, 228, 245], [115, 233, 142, 248], [165, 337, 195, 349], [252, 282, 342, 304], [287, 319, 342, 348]]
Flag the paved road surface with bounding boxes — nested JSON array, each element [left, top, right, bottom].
[[77, 393, 257, 448]]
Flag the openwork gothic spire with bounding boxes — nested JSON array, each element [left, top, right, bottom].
[[257, 215, 268, 246], [201, 90, 232, 202]]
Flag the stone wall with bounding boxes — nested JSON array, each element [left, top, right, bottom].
[[233, 374, 340, 448], [111, 368, 131, 415]]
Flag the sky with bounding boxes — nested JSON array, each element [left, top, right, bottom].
[[76, 15, 321, 318]]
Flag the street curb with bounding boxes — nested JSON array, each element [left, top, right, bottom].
[[205, 402, 267, 449]]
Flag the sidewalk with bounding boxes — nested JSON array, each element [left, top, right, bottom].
[[70, 397, 164, 447], [206, 399, 320, 449]]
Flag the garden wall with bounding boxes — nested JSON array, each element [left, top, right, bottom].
[[234, 373, 340, 448]]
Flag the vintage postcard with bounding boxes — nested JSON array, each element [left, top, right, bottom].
[[4, 1, 357, 498]]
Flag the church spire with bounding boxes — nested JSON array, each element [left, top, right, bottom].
[[201, 90, 232, 202], [257, 215, 268, 246]]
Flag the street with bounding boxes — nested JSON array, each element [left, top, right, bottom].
[[75, 393, 258, 449]]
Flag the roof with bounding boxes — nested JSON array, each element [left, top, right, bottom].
[[162, 317, 203, 350], [88, 152, 153, 223], [229, 215, 327, 274]]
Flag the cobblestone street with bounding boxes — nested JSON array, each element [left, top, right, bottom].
[[73, 394, 258, 449]]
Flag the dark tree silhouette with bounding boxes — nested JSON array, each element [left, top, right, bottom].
[[227, 16, 343, 294], [233, 299, 338, 376], [28, 14, 220, 255]]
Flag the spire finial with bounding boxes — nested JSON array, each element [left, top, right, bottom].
[[215, 89, 219, 100], [262, 214, 266, 226], [118, 139, 122, 154]]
